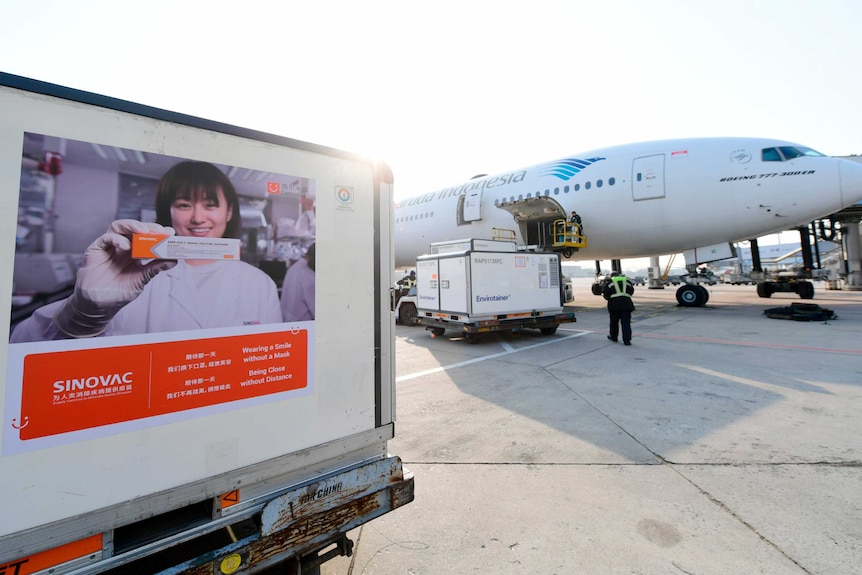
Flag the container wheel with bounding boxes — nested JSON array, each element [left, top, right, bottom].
[[540, 327, 557, 335], [430, 327, 445, 337]]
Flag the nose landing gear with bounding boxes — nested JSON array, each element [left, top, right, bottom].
[[675, 284, 710, 307]]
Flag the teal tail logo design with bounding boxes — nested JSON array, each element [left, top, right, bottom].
[[540, 157, 606, 180]]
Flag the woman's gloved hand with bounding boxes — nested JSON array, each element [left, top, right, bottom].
[[54, 220, 178, 337]]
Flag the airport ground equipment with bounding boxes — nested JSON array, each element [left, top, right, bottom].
[[752, 269, 819, 299], [0, 73, 412, 575], [720, 272, 756, 285], [413, 239, 575, 342], [391, 284, 419, 325], [748, 229, 835, 300]]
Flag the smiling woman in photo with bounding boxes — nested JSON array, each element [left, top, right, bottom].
[[12, 161, 282, 341]]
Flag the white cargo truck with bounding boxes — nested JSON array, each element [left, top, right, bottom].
[[414, 239, 576, 342], [0, 73, 412, 574]]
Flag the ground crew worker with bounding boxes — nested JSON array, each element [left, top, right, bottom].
[[569, 210, 583, 237], [397, 270, 416, 288], [602, 270, 635, 345]]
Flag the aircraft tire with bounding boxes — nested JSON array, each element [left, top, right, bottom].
[[676, 284, 706, 307], [797, 281, 815, 300], [591, 282, 604, 296], [698, 285, 710, 304]]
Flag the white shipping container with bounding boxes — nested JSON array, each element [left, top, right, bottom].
[[417, 250, 563, 318]]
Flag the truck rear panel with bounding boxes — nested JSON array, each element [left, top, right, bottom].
[[0, 73, 411, 573]]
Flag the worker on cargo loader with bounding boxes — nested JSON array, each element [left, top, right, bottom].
[[281, 243, 315, 322], [602, 270, 635, 345], [11, 161, 282, 342], [397, 270, 416, 289], [569, 210, 583, 237]]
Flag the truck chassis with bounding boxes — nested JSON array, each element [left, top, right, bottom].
[[417, 311, 576, 343]]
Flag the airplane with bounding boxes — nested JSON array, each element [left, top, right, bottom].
[[393, 137, 862, 306]]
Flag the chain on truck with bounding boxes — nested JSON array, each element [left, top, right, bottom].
[[0, 73, 412, 575]]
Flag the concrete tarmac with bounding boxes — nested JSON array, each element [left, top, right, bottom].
[[325, 280, 862, 574]]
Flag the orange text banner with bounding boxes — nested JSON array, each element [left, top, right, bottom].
[[19, 330, 308, 440]]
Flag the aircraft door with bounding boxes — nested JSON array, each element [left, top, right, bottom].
[[632, 154, 666, 200], [463, 188, 482, 221]]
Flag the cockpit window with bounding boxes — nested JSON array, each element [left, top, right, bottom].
[[779, 147, 804, 160], [790, 146, 825, 157], [763, 146, 826, 162], [762, 148, 782, 161]]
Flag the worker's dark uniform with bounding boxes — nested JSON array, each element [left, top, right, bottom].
[[569, 213, 583, 236], [602, 274, 635, 344]]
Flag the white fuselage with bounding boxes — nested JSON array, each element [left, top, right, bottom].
[[394, 137, 862, 267]]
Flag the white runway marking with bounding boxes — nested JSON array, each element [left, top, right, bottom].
[[396, 331, 592, 382]]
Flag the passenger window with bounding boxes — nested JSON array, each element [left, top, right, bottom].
[[597, 179, 603, 188], [762, 148, 782, 162], [609, 177, 615, 185], [574, 184, 580, 191], [585, 182, 591, 190]]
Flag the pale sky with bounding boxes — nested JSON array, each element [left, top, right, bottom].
[[2, 0, 860, 268]]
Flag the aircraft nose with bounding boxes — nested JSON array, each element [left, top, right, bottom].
[[840, 159, 862, 207]]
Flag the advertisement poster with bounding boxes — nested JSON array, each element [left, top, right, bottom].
[[5, 133, 317, 454]]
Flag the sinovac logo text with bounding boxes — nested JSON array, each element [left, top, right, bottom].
[[53, 372, 134, 393]]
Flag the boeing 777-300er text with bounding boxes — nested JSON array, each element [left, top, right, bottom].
[[393, 137, 862, 306]]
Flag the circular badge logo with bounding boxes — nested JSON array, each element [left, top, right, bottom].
[[730, 149, 752, 164], [336, 186, 354, 204]]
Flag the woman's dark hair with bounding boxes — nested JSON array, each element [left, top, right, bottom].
[[155, 161, 242, 239], [304, 243, 315, 272]]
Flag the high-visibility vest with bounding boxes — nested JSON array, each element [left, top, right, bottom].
[[609, 277, 631, 298]]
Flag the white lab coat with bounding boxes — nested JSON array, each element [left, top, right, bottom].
[[10, 261, 282, 342]]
